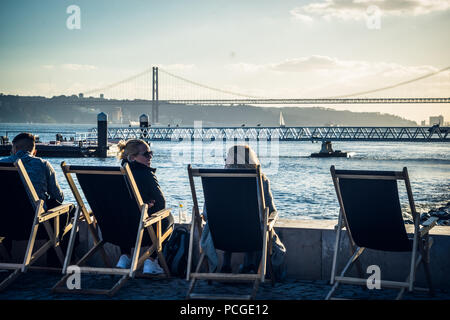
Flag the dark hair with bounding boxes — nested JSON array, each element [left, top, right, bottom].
[[12, 132, 36, 152]]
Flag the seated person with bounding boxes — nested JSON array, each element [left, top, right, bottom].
[[200, 145, 286, 277], [0, 132, 69, 265], [116, 139, 174, 274], [0, 132, 64, 209]]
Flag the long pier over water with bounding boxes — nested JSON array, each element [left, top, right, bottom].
[[90, 125, 450, 142]]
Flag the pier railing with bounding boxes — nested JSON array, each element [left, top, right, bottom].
[[88, 126, 450, 142], [75, 131, 97, 145]]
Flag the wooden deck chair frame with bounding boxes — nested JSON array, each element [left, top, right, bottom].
[[186, 164, 278, 300], [326, 165, 437, 300], [0, 160, 73, 292], [52, 162, 173, 296]]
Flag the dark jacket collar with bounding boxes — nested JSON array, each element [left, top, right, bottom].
[[121, 159, 156, 172], [15, 150, 33, 158]]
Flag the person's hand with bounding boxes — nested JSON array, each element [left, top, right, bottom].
[[146, 200, 155, 208]]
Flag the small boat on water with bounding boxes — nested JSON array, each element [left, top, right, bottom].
[[311, 141, 355, 158], [0, 141, 98, 158], [0, 133, 104, 158], [311, 150, 353, 158]]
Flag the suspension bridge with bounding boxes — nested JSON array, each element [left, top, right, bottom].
[[73, 66, 450, 123], [51, 65, 450, 147]]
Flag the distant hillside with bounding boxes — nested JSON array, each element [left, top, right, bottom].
[[0, 94, 417, 126], [158, 104, 416, 127]]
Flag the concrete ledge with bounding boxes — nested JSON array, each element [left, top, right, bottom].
[[273, 219, 450, 290]]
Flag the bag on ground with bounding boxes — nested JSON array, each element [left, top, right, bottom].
[[163, 226, 190, 277]]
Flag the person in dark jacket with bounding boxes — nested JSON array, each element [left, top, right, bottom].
[[0, 132, 64, 208], [116, 139, 174, 274], [0, 132, 70, 266]]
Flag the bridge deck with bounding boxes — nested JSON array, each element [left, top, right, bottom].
[[39, 97, 450, 105]]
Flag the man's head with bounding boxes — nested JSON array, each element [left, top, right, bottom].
[[12, 132, 36, 155], [225, 145, 260, 169]]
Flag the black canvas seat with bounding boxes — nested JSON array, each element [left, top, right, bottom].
[[202, 170, 264, 253], [186, 165, 277, 300], [74, 166, 144, 249], [337, 170, 413, 252], [52, 162, 173, 296], [326, 166, 438, 300], [0, 160, 74, 292]]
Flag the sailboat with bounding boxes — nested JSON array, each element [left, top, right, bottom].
[[279, 111, 286, 127]]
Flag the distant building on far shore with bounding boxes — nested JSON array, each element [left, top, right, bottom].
[[111, 107, 123, 124], [429, 115, 444, 126], [421, 120, 426, 126]]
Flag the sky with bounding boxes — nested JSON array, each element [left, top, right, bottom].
[[0, 0, 449, 123]]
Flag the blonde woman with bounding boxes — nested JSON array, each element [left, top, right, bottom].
[[116, 139, 174, 274]]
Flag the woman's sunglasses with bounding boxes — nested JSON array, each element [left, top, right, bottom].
[[138, 150, 153, 158]]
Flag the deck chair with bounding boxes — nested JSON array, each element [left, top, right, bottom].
[[186, 165, 278, 300], [0, 160, 73, 291], [52, 162, 173, 296], [326, 166, 438, 300]]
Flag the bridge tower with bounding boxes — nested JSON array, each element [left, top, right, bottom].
[[152, 66, 159, 124]]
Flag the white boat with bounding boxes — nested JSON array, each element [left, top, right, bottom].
[[279, 111, 286, 127]]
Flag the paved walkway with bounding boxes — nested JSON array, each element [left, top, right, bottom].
[[0, 271, 449, 300]]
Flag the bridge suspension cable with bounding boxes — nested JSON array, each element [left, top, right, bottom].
[[325, 66, 450, 98], [158, 68, 263, 99], [81, 64, 449, 101], [83, 67, 153, 96]]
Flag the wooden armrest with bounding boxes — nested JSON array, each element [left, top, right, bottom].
[[47, 203, 73, 214], [150, 208, 171, 219], [420, 216, 438, 237], [144, 208, 171, 226], [39, 203, 74, 222]]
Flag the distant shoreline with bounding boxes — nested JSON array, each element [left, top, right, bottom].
[[0, 94, 419, 126]]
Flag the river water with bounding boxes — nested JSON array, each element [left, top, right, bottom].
[[1, 123, 449, 222]]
